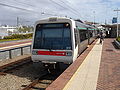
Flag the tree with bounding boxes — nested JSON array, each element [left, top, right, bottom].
[[18, 26, 33, 33]]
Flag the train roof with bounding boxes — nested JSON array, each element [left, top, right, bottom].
[[35, 17, 73, 23], [35, 17, 96, 30]]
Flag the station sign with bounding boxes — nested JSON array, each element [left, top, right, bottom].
[[112, 17, 117, 23]]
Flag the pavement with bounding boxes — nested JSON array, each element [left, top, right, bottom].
[[0, 39, 32, 48], [0, 42, 31, 50], [96, 39, 120, 90], [46, 38, 120, 90]]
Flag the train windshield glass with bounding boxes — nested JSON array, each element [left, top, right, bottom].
[[33, 23, 72, 50]]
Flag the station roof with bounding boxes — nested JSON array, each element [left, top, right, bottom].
[[102, 24, 120, 28]]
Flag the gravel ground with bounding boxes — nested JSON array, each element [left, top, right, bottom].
[[0, 53, 68, 90], [0, 54, 48, 90], [0, 40, 47, 90], [0, 61, 47, 90]]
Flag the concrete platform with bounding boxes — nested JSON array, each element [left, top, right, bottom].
[[46, 39, 120, 90], [63, 39, 102, 90]]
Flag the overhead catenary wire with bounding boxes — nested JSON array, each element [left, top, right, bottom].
[[6, 0, 82, 18], [62, 0, 85, 19], [0, 0, 85, 25], [49, 0, 68, 10], [0, 1, 64, 17], [13, 0, 35, 7], [60, 0, 84, 20], [49, 0, 83, 19], [0, 2, 42, 24], [49, 0, 77, 15], [0, 2, 36, 13], [0, 2, 63, 25], [13, 0, 65, 17], [0, 1, 84, 26], [58, 0, 82, 16]]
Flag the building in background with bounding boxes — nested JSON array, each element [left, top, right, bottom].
[[0, 25, 34, 39], [0, 25, 17, 39], [102, 24, 120, 38]]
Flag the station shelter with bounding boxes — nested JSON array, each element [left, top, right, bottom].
[[102, 24, 120, 38]]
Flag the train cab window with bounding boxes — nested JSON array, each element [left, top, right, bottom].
[[33, 23, 72, 50]]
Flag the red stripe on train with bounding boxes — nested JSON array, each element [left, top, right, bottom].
[[37, 51, 66, 56]]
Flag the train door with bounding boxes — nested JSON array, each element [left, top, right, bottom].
[[73, 28, 79, 61], [78, 29, 88, 54], [87, 28, 90, 44]]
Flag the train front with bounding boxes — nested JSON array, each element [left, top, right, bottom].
[[31, 17, 74, 64]]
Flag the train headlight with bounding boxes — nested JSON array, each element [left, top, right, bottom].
[[66, 52, 72, 56], [32, 50, 38, 55]]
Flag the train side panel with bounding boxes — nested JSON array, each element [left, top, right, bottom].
[[78, 39, 88, 54]]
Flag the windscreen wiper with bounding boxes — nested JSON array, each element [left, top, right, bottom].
[[49, 42, 53, 51]]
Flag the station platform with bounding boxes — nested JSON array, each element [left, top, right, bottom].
[[46, 39, 120, 90]]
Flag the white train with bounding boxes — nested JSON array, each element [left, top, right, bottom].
[[31, 17, 98, 66]]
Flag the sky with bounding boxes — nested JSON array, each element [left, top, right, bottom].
[[0, 0, 120, 26]]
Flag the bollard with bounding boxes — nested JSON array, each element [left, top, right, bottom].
[[9, 50, 12, 59], [30, 45, 31, 52], [21, 47, 23, 55]]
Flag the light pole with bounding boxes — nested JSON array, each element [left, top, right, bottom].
[[16, 17, 19, 33], [114, 8, 120, 37], [93, 11, 96, 36], [41, 12, 58, 16], [93, 11, 95, 26]]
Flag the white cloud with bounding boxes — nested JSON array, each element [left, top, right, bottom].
[[0, 0, 120, 25]]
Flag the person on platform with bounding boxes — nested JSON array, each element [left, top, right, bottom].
[[99, 31, 104, 44]]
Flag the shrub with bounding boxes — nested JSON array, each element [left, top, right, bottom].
[[3, 33, 33, 40], [116, 37, 120, 42]]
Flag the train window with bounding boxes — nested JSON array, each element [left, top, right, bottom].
[[33, 23, 72, 50], [79, 30, 88, 42], [89, 31, 93, 37]]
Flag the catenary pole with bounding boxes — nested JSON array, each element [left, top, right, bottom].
[[114, 8, 120, 37]]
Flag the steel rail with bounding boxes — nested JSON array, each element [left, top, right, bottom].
[[0, 56, 31, 74]]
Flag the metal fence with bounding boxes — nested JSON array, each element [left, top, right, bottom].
[[0, 45, 31, 61]]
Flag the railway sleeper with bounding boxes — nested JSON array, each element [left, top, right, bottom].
[[0, 72, 7, 75]]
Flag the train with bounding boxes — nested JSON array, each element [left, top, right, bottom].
[[31, 17, 98, 68]]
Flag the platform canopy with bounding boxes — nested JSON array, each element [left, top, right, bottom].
[[102, 24, 120, 28]]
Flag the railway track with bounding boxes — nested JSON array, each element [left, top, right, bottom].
[[0, 56, 50, 90], [22, 70, 62, 90], [0, 57, 65, 90], [0, 56, 31, 75]]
